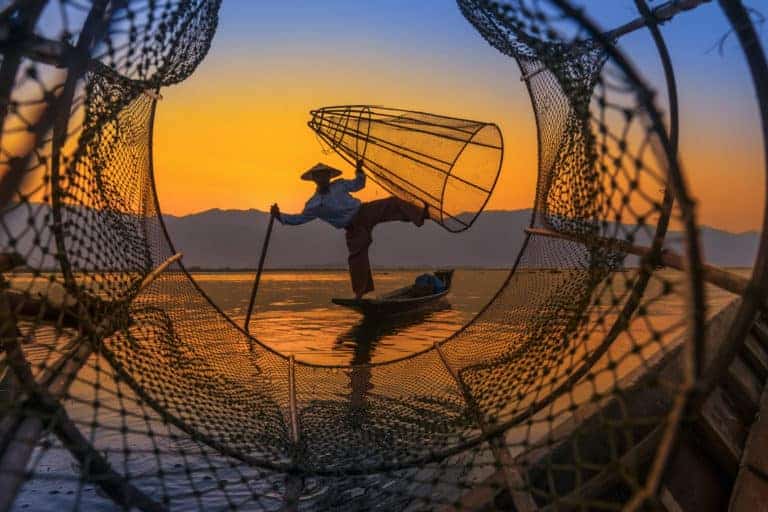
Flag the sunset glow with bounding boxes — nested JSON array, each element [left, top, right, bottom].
[[152, 0, 766, 233]]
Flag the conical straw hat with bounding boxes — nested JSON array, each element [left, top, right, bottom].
[[301, 162, 343, 181]]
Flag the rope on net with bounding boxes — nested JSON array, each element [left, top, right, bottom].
[[0, 0, 725, 510]]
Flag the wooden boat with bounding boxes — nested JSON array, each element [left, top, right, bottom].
[[332, 270, 454, 317], [452, 300, 768, 511]]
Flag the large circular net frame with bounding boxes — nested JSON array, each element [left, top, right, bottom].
[[2, 0, 766, 510]]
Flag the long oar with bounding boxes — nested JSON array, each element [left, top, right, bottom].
[[244, 212, 275, 333]]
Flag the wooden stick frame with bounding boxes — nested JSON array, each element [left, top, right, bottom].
[[525, 227, 749, 296], [0, 252, 181, 512], [434, 342, 538, 511], [519, 0, 711, 82]]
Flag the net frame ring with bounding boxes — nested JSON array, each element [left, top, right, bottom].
[[307, 108, 323, 139], [327, 108, 346, 148], [313, 106, 346, 150], [543, 1, 705, 508], [439, 121, 505, 233], [340, 107, 354, 148], [353, 105, 372, 163]]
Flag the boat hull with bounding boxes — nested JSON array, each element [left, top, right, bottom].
[[332, 290, 450, 317], [332, 270, 454, 317]]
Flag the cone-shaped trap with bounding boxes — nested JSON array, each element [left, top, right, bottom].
[[308, 105, 504, 232]]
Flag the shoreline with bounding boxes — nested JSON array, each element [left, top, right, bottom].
[[5, 266, 755, 274]]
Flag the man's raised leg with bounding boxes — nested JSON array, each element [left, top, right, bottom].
[[365, 197, 428, 227]]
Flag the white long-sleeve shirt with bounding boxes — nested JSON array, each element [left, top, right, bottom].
[[277, 171, 366, 229]]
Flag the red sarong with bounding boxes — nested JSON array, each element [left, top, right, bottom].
[[345, 197, 427, 297]]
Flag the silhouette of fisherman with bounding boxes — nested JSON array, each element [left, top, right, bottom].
[[272, 160, 429, 298]]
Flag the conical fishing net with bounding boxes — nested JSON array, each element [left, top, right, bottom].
[[308, 106, 504, 233], [4, 0, 761, 510]]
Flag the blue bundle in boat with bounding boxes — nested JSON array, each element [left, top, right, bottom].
[[414, 273, 446, 294]]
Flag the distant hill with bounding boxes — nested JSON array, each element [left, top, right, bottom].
[[1, 204, 758, 269], [162, 209, 531, 269], [681, 226, 759, 268], [161, 208, 759, 269]]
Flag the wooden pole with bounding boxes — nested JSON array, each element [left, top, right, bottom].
[[0, 254, 22, 273], [434, 342, 538, 511], [520, 0, 711, 82], [244, 213, 275, 333], [605, 0, 711, 40], [49, 0, 112, 292], [0, 253, 181, 512], [0, 337, 165, 512], [282, 355, 303, 511], [525, 227, 750, 296], [137, 253, 182, 293]]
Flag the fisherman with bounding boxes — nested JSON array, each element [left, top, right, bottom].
[[271, 160, 429, 299]]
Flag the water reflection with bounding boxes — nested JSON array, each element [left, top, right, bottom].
[[190, 270, 504, 365], [7, 270, 747, 511], [335, 302, 451, 357], [334, 303, 450, 426]]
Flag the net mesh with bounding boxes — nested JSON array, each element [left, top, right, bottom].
[[0, 0, 733, 510]]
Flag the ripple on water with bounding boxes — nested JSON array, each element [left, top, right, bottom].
[[189, 270, 507, 365], [11, 269, 745, 510]]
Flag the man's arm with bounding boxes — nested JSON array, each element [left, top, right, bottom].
[[342, 160, 366, 192], [271, 203, 317, 226]]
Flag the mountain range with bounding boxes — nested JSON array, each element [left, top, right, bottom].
[[161, 208, 759, 269], [1, 204, 756, 270]]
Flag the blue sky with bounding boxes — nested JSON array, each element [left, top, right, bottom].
[[153, 1, 767, 232]]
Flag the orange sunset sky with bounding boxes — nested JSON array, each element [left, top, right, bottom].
[[152, 1, 766, 233]]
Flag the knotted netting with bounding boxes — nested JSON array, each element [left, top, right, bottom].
[[308, 106, 504, 232], [0, 0, 726, 510]]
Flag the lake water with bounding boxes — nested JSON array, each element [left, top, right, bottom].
[[190, 268, 743, 365], [5, 268, 747, 510], [193, 269, 509, 366]]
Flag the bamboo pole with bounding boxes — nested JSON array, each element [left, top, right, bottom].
[[245, 213, 275, 333], [525, 227, 750, 296], [2, 253, 182, 330], [520, 0, 711, 82], [49, 0, 112, 291], [282, 355, 303, 512], [0, 253, 181, 512], [0, 338, 164, 512], [606, 0, 711, 40], [0, 254, 23, 273], [434, 342, 538, 511], [288, 356, 299, 444], [138, 253, 183, 293]]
